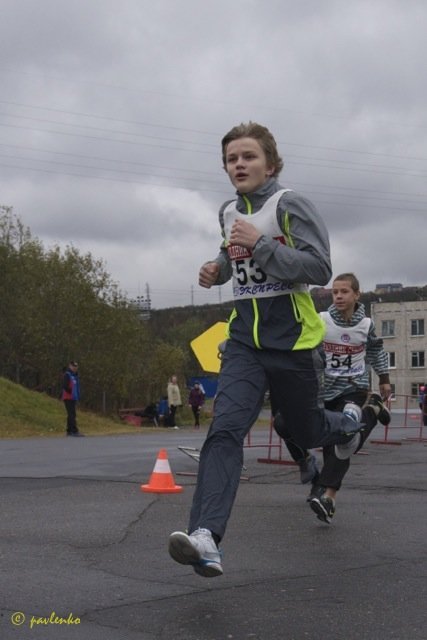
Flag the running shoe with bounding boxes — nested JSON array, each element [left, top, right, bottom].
[[335, 402, 363, 460], [168, 528, 223, 578], [306, 483, 325, 503], [366, 393, 391, 425], [309, 494, 336, 524]]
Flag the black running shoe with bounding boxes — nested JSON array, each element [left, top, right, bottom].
[[366, 393, 391, 425], [309, 495, 336, 524], [306, 484, 325, 503]]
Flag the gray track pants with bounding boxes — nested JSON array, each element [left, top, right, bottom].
[[188, 339, 362, 539]]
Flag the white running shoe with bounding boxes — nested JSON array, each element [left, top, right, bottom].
[[334, 432, 361, 459], [335, 402, 363, 460], [168, 528, 223, 577], [342, 401, 362, 423]]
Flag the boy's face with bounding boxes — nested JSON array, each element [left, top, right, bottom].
[[224, 137, 274, 193], [332, 279, 360, 315]]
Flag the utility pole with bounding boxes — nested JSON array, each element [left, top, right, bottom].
[[145, 282, 151, 310], [130, 283, 151, 320]]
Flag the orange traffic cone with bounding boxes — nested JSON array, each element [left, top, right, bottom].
[[141, 449, 183, 494]]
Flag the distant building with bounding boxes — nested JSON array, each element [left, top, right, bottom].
[[370, 300, 427, 409], [375, 283, 403, 294]]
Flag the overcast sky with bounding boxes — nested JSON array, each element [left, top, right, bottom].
[[1, 0, 426, 309]]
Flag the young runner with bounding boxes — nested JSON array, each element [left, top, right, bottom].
[[168, 122, 389, 577], [275, 273, 391, 523]]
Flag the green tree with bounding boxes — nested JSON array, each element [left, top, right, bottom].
[[140, 341, 187, 405], [0, 206, 226, 415], [0, 207, 149, 410]]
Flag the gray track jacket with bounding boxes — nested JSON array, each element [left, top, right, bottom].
[[209, 178, 332, 351]]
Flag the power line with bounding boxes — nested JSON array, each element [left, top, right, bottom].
[[0, 142, 217, 177], [0, 161, 229, 195], [2, 100, 427, 164], [2, 157, 427, 214], [0, 110, 218, 149], [0, 121, 218, 155], [0, 152, 224, 186], [0, 99, 219, 138], [1, 153, 427, 212], [2, 118, 427, 182], [2, 160, 427, 214], [2, 65, 427, 132], [2, 141, 427, 201]]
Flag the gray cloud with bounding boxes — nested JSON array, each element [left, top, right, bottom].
[[1, 0, 426, 308]]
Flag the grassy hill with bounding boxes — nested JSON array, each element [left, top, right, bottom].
[[0, 377, 138, 439]]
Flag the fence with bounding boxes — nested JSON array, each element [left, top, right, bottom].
[[244, 417, 297, 466], [370, 394, 426, 445]]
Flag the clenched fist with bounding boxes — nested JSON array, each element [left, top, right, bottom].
[[199, 262, 220, 288]]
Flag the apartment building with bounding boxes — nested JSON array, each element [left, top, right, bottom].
[[370, 300, 427, 409]]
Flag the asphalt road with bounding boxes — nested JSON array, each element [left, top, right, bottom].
[[0, 422, 426, 640]]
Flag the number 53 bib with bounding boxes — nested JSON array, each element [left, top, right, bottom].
[[223, 190, 307, 300]]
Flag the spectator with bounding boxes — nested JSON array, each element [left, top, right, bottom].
[[158, 396, 169, 427], [135, 403, 159, 427], [188, 382, 205, 429], [167, 375, 182, 429], [419, 385, 427, 426], [62, 361, 84, 437]]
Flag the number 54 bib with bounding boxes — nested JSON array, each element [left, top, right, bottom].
[[321, 311, 370, 377]]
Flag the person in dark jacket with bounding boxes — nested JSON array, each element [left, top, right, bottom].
[[61, 361, 84, 437], [419, 385, 427, 426], [188, 382, 205, 429]]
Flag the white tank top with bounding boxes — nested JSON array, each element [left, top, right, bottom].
[[223, 189, 308, 301], [321, 311, 370, 377]]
